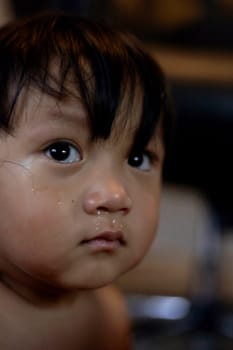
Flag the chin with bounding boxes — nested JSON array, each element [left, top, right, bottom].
[[40, 272, 114, 292], [78, 271, 125, 290], [36, 258, 133, 291]]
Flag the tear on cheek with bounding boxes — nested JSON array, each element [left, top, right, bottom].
[[2, 158, 34, 172], [0, 158, 36, 191]]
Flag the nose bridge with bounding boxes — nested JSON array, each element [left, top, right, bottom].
[[82, 160, 131, 214]]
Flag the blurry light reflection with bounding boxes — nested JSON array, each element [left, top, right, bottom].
[[128, 296, 191, 320]]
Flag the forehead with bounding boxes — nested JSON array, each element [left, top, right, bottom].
[[12, 82, 144, 140], [12, 86, 89, 135]]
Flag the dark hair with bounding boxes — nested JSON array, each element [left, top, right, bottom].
[[0, 12, 171, 151]]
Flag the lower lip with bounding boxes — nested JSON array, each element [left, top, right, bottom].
[[81, 238, 122, 252]]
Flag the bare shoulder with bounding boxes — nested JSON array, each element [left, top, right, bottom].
[[88, 285, 132, 350]]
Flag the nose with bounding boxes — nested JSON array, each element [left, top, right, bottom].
[[82, 177, 132, 215]]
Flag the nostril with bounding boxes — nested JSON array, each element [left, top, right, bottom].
[[96, 206, 109, 213], [96, 206, 130, 215]]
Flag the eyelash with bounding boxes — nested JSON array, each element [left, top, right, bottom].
[[44, 140, 82, 164], [128, 150, 157, 171], [43, 140, 158, 171]]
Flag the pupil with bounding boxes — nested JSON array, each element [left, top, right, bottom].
[[50, 142, 70, 161], [129, 154, 142, 167]]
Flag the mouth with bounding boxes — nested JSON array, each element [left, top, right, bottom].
[[80, 231, 126, 252]]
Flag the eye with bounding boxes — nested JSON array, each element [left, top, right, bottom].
[[45, 141, 81, 164], [128, 151, 152, 171]]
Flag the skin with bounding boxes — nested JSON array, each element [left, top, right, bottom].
[[0, 83, 164, 349]]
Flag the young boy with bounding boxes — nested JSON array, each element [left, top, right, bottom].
[[0, 12, 170, 349]]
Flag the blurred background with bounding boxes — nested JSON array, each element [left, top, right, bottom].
[[0, 1, 232, 349]]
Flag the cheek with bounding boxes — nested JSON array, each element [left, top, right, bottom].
[[129, 189, 160, 264], [0, 188, 73, 276]]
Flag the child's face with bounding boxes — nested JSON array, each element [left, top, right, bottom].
[[0, 86, 164, 294]]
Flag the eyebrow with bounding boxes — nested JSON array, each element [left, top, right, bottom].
[[28, 98, 89, 128], [21, 106, 90, 145]]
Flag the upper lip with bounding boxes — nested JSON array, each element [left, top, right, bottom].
[[81, 231, 126, 245]]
